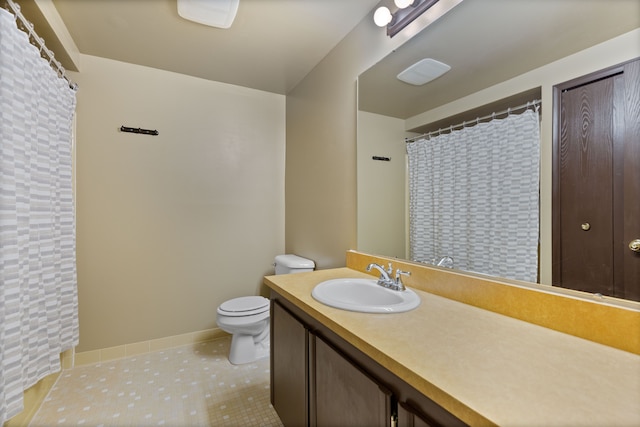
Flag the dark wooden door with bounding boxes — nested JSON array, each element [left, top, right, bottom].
[[553, 58, 640, 302], [310, 334, 392, 427], [271, 301, 308, 427]]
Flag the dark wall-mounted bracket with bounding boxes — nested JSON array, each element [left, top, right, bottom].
[[120, 126, 159, 136]]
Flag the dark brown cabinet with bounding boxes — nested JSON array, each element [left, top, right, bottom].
[[271, 301, 308, 427], [270, 293, 466, 427], [397, 401, 437, 427], [311, 334, 392, 427]]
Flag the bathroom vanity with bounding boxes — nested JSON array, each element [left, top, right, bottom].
[[264, 252, 640, 427], [270, 290, 465, 427]]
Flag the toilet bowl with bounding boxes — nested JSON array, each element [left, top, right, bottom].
[[216, 296, 270, 365], [216, 254, 315, 364]]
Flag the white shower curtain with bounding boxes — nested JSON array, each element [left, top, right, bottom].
[[407, 108, 540, 282], [0, 8, 78, 424]]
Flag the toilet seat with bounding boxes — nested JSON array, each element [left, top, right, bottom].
[[217, 296, 269, 317]]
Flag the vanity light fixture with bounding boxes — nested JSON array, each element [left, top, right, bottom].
[[373, 6, 394, 27], [395, 0, 417, 9], [374, 0, 440, 37], [177, 0, 239, 29], [374, 0, 417, 25], [397, 58, 451, 85]]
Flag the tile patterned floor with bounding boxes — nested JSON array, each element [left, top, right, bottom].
[[30, 337, 283, 427]]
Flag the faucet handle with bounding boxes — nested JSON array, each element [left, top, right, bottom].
[[395, 269, 410, 280], [394, 269, 410, 290]]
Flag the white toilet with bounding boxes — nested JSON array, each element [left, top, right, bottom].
[[216, 254, 315, 364]]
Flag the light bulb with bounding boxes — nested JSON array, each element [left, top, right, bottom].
[[394, 0, 414, 9], [373, 6, 393, 27]]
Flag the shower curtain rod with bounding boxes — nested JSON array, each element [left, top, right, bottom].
[[405, 98, 540, 143], [3, 0, 78, 90]]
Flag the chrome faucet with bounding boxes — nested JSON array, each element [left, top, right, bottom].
[[434, 256, 454, 268], [366, 262, 410, 291]]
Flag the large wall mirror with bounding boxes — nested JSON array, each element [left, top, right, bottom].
[[357, 0, 640, 302]]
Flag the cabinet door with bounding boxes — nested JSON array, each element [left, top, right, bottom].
[[272, 301, 308, 427], [310, 334, 392, 427], [397, 401, 435, 427]]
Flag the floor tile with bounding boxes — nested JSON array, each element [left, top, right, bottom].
[[30, 337, 283, 427]]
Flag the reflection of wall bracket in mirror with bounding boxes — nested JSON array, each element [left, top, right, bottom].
[[120, 126, 159, 136], [372, 156, 391, 161]]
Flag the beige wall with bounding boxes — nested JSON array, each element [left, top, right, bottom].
[[356, 111, 410, 259], [69, 55, 285, 352], [284, 2, 429, 269]]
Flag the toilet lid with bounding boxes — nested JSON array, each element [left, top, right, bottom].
[[218, 296, 269, 317]]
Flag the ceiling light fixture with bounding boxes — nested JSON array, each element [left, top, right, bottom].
[[177, 0, 240, 29], [374, 0, 439, 37]]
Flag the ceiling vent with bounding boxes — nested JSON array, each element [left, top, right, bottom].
[[397, 58, 451, 86], [177, 0, 240, 29]]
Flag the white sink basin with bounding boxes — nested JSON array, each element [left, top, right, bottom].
[[311, 278, 421, 313]]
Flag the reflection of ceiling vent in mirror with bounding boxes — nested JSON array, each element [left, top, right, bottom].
[[397, 58, 451, 85], [177, 0, 240, 29]]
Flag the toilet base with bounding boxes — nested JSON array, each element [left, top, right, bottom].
[[228, 332, 270, 365]]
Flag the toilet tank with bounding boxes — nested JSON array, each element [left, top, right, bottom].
[[274, 254, 315, 275]]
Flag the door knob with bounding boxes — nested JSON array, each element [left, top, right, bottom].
[[630, 239, 640, 253]]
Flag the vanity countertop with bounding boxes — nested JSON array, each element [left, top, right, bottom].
[[264, 267, 640, 427]]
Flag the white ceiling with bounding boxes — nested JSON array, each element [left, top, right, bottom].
[[49, 0, 381, 95], [18, 0, 640, 115]]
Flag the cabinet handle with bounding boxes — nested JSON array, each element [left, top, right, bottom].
[[630, 239, 640, 253]]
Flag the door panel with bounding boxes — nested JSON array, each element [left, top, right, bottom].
[[558, 76, 615, 294], [398, 401, 435, 427], [621, 60, 640, 301], [271, 301, 308, 427], [310, 334, 392, 427], [554, 58, 640, 302]]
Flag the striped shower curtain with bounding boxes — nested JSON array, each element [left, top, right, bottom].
[[0, 8, 78, 424], [407, 108, 540, 282]]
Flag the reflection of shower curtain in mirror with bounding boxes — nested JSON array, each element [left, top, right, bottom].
[[407, 109, 540, 282], [0, 8, 78, 424]]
